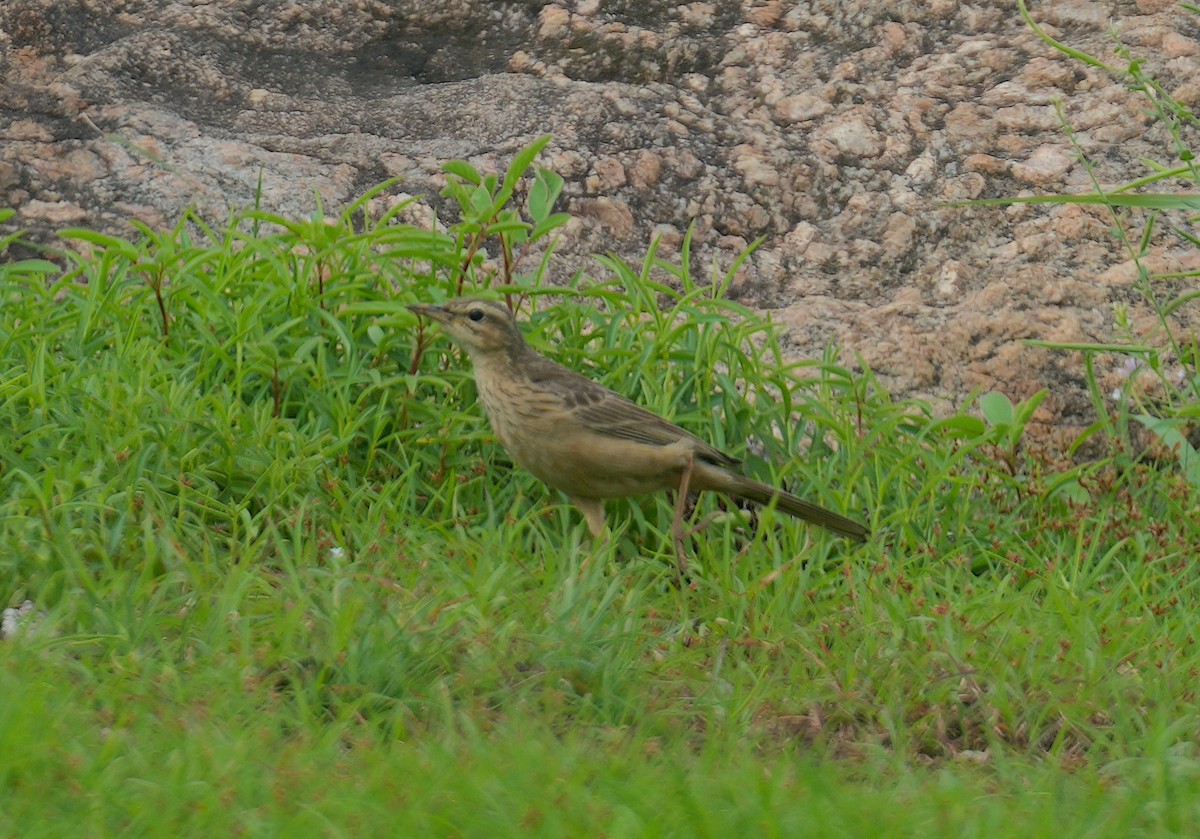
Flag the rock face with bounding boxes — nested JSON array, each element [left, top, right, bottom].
[[2, 0, 1197, 442]]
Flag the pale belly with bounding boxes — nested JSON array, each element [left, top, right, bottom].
[[505, 430, 692, 499]]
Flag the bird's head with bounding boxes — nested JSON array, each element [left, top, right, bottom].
[[407, 297, 526, 357]]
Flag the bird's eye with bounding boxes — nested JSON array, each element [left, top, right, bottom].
[[468, 308, 485, 322]]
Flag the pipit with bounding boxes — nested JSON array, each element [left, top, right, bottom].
[[408, 297, 869, 570]]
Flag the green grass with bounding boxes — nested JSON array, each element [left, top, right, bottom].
[[3, 23, 1200, 830], [2, 192, 1199, 837]]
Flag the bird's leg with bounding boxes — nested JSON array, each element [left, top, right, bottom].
[[671, 452, 695, 582], [570, 496, 607, 570], [572, 496, 607, 540]]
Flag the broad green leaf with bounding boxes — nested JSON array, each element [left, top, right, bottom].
[[980, 391, 1015, 427], [443, 160, 482, 184]]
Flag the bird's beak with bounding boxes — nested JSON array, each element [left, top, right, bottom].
[[407, 303, 446, 322]]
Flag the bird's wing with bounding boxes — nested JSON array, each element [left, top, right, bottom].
[[523, 356, 740, 467]]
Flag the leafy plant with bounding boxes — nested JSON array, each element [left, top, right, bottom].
[[439, 134, 570, 294]]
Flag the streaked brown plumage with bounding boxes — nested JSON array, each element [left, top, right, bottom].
[[408, 297, 869, 561]]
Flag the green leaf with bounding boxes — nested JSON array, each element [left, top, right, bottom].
[[960, 193, 1200, 210], [439, 180, 474, 207], [469, 183, 495, 216], [1022, 340, 1158, 354], [59, 228, 141, 258], [443, 160, 482, 185], [528, 168, 565, 222], [485, 219, 532, 236], [1013, 390, 1048, 427], [530, 213, 571, 241], [928, 415, 987, 438], [1, 259, 62, 279], [979, 391, 1015, 427], [337, 301, 416, 317], [501, 135, 552, 196]]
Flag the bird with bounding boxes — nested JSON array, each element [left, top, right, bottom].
[[407, 296, 869, 573]]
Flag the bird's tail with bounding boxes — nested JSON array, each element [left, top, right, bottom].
[[722, 474, 869, 542]]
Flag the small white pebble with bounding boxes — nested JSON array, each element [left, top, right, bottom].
[[1, 600, 37, 640]]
